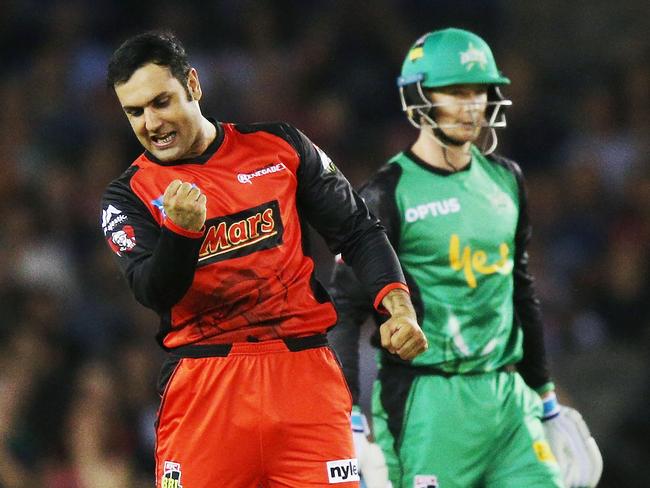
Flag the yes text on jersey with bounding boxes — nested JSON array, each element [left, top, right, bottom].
[[449, 233, 512, 288]]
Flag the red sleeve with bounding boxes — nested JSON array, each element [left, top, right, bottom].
[[373, 282, 410, 314], [163, 218, 206, 239]]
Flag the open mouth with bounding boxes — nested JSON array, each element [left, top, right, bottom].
[[458, 122, 477, 130], [151, 131, 177, 148]]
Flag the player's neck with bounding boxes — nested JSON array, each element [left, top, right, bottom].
[[186, 117, 217, 158], [198, 116, 217, 152], [411, 129, 472, 172]]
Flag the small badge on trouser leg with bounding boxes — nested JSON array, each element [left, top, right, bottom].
[[161, 461, 183, 488], [327, 458, 361, 483], [414, 474, 439, 488]]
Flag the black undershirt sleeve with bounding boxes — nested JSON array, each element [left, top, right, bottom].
[[283, 124, 405, 301], [101, 167, 203, 313], [498, 156, 552, 390], [327, 164, 404, 403], [328, 263, 372, 403]]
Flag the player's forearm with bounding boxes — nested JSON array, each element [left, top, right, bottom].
[[379, 289, 427, 359], [381, 288, 415, 318], [340, 223, 407, 305], [130, 227, 203, 311]]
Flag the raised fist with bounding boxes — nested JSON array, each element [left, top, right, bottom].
[[380, 289, 428, 360], [163, 180, 207, 232]]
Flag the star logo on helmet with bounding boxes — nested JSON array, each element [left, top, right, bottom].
[[459, 42, 488, 71]]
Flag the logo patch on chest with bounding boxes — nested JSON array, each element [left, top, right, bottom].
[[404, 197, 460, 223], [198, 200, 284, 266], [237, 162, 287, 184]]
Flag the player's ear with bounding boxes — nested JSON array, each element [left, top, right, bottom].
[[187, 68, 202, 101]]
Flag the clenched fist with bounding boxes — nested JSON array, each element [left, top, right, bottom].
[[163, 180, 207, 232], [380, 289, 428, 360]]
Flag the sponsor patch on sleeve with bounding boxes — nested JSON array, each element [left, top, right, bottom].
[[533, 439, 557, 463], [107, 225, 136, 256], [314, 144, 337, 173], [102, 204, 136, 256], [102, 204, 127, 235]]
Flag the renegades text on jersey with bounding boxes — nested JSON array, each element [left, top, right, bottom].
[[101, 120, 407, 350]]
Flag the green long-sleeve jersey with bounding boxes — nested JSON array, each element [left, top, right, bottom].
[[329, 146, 552, 401]]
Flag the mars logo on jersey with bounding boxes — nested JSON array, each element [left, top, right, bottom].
[[198, 200, 284, 266], [161, 461, 183, 488]]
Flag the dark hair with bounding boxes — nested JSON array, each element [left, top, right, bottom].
[[106, 31, 191, 91]]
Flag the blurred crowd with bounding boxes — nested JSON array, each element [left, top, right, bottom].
[[0, 1, 648, 486]]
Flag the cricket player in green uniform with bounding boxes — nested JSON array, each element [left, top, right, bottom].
[[329, 28, 596, 488]]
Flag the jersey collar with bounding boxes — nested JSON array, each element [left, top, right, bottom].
[[403, 148, 473, 176]]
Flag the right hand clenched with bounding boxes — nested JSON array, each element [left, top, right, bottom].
[[163, 180, 207, 232], [379, 314, 427, 361], [378, 289, 428, 361]]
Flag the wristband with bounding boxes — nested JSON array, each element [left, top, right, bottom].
[[542, 391, 560, 420], [351, 406, 369, 435]]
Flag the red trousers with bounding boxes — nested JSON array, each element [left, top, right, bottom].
[[155, 338, 360, 487]]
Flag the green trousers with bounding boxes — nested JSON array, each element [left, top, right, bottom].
[[372, 368, 563, 488]]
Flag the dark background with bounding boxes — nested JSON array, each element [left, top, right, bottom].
[[0, 1, 648, 486]]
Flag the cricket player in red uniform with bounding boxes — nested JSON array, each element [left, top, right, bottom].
[[100, 31, 427, 487]]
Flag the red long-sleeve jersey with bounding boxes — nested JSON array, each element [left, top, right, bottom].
[[101, 121, 407, 349]]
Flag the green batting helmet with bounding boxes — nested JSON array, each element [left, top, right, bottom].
[[399, 28, 510, 88], [397, 28, 512, 154]]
